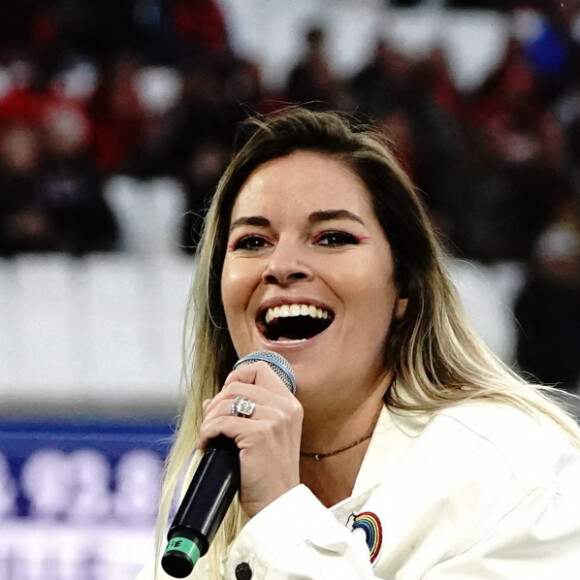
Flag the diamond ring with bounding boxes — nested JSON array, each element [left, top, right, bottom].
[[231, 396, 256, 418]]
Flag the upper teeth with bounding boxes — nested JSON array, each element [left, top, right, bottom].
[[265, 304, 330, 325]]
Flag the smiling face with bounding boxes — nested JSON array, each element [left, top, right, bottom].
[[221, 150, 407, 411]]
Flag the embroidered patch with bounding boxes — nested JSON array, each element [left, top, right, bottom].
[[351, 511, 383, 563]]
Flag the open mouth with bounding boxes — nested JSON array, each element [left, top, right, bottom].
[[257, 303, 334, 342]]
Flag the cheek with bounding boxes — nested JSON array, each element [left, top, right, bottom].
[[221, 261, 258, 326], [220, 263, 244, 323], [337, 262, 398, 329]]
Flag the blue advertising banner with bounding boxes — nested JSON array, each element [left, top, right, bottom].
[[0, 418, 174, 580]]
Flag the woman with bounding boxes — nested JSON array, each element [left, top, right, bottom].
[[139, 107, 580, 579]]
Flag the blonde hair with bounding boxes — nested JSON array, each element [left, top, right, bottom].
[[154, 107, 580, 578]]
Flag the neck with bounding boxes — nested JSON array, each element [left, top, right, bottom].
[[299, 396, 385, 507], [300, 437, 371, 507], [299, 375, 389, 453], [297, 372, 393, 506]]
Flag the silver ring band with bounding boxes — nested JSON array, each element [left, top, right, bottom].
[[231, 396, 256, 418]]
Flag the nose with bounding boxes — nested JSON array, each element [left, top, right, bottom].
[[262, 238, 312, 286]]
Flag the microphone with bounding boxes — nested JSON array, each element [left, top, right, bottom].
[[161, 350, 296, 578]]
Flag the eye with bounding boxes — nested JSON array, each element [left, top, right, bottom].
[[230, 234, 271, 251], [315, 231, 361, 247]]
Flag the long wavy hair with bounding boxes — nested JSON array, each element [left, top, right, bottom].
[[154, 107, 580, 578]]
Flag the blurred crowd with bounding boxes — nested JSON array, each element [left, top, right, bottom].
[[0, 0, 578, 390]]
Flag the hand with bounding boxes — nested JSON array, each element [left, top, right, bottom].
[[199, 361, 303, 517]]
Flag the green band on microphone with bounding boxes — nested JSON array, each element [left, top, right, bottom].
[[165, 536, 201, 564]]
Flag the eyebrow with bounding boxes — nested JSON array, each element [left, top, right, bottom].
[[229, 215, 270, 231], [229, 209, 365, 232], [308, 209, 365, 226]]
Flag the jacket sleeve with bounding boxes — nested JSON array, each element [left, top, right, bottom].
[[224, 484, 381, 580]]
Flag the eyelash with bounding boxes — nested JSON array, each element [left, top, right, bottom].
[[230, 231, 361, 251], [313, 231, 361, 247], [230, 235, 271, 251]]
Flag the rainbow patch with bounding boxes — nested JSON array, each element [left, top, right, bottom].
[[352, 511, 383, 563]]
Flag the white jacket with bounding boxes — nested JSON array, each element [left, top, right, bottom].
[[137, 401, 580, 579]]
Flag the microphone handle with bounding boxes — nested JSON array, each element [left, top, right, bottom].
[[161, 435, 241, 578]]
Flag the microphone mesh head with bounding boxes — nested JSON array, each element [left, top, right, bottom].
[[233, 350, 296, 394]]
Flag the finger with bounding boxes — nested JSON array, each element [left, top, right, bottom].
[[223, 360, 260, 387], [218, 382, 291, 420], [225, 360, 294, 395], [198, 413, 261, 451], [204, 381, 264, 418], [204, 395, 260, 424]]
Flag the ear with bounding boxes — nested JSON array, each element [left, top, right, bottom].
[[394, 297, 408, 320]]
